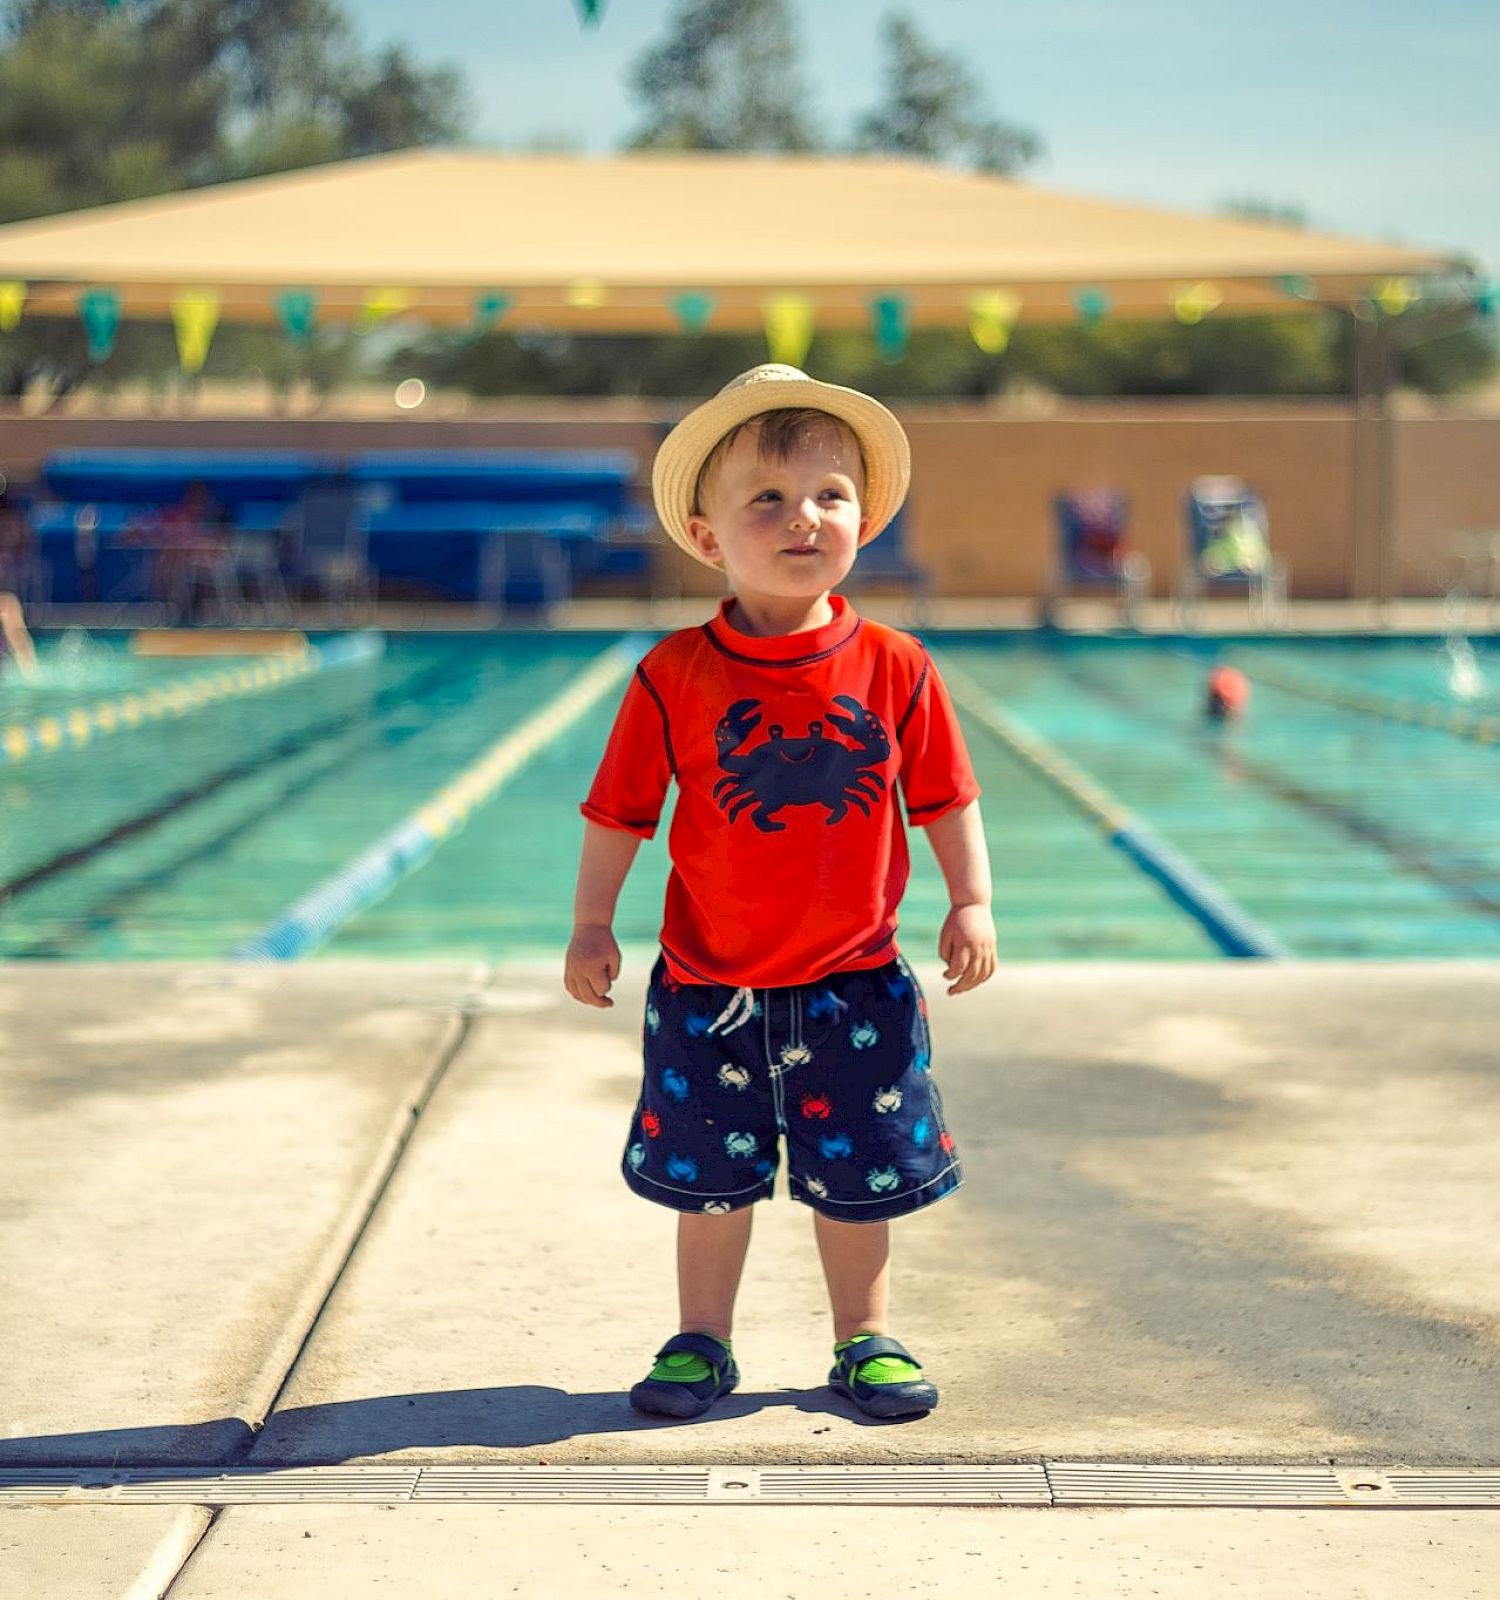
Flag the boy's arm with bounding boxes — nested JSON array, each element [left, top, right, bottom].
[[564, 820, 644, 1008], [919, 798, 997, 996]]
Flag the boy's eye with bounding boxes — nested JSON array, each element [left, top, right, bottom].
[[753, 488, 846, 503]]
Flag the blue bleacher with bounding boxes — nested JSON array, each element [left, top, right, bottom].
[[359, 501, 606, 602], [44, 450, 330, 505], [27, 446, 650, 606]]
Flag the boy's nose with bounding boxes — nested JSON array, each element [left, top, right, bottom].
[[788, 499, 821, 530]]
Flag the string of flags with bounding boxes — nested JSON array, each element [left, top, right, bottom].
[[0, 273, 1491, 370]]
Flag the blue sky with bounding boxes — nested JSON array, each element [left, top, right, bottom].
[[357, 0, 1499, 279]]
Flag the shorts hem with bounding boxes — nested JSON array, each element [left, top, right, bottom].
[[622, 1160, 773, 1214], [787, 1165, 964, 1223]]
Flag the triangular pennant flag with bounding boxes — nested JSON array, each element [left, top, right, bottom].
[[472, 291, 513, 333], [573, 0, 607, 25], [672, 291, 716, 333], [1374, 276, 1419, 316], [171, 290, 220, 373], [565, 279, 608, 309], [77, 288, 121, 362], [869, 293, 911, 362], [1170, 282, 1223, 325], [1073, 287, 1112, 326], [763, 295, 815, 366], [275, 289, 318, 346], [357, 288, 414, 331], [1275, 274, 1318, 301], [0, 281, 25, 333], [966, 290, 1021, 354]]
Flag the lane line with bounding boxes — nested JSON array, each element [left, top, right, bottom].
[[0, 631, 385, 765], [1210, 649, 1500, 746], [232, 634, 653, 961], [1058, 655, 1500, 924], [935, 651, 1294, 960], [0, 652, 463, 936]]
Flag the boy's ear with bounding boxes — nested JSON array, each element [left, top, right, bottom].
[[685, 513, 725, 568]]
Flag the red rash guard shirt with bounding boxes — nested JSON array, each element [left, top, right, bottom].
[[580, 594, 981, 988]]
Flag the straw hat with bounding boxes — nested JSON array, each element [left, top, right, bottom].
[[651, 364, 911, 568]]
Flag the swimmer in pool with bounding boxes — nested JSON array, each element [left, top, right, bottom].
[[1204, 664, 1249, 721], [0, 591, 38, 681]]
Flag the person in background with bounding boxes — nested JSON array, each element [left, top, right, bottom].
[[0, 480, 39, 680], [1205, 665, 1250, 721], [127, 479, 232, 620], [0, 591, 37, 681]]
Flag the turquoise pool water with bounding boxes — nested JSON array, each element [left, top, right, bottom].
[[2, 629, 1496, 962]]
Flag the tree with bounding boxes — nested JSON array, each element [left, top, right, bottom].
[[0, 0, 470, 402], [853, 12, 1043, 176], [625, 0, 819, 153]]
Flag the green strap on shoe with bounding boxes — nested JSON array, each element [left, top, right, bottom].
[[834, 1332, 922, 1385], [648, 1335, 733, 1384]]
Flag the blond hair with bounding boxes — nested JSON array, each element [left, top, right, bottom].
[[690, 407, 868, 516]]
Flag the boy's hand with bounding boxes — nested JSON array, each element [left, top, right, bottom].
[[564, 922, 621, 1008], [938, 903, 997, 996]]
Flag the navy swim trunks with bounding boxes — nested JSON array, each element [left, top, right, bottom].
[[622, 950, 964, 1223]]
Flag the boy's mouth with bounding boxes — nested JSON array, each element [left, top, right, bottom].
[[782, 545, 820, 556]]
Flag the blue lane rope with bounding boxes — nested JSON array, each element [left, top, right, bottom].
[[1205, 650, 1500, 746], [935, 651, 1294, 961], [232, 633, 654, 962], [0, 631, 385, 765]]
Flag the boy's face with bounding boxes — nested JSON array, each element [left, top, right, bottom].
[[685, 418, 869, 602]]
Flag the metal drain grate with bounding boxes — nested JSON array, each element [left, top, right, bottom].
[[0, 1467, 422, 1505], [748, 1467, 1049, 1504], [0, 1463, 1495, 1508], [1047, 1464, 1500, 1508], [1382, 1470, 1500, 1506], [414, 1467, 712, 1503]]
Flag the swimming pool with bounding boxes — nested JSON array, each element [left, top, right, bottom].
[[2, 628, 1496, 962]]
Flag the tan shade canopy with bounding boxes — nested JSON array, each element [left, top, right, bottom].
[[0, 148, 1473, 330]]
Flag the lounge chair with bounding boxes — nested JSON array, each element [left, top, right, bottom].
[[1042, 488, 1151, 627], [1179, 476, 1288, 628]]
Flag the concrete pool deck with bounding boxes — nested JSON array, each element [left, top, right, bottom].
[[2, 958, 1496, 1594]]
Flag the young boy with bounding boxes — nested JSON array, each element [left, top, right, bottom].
[[565, 364, 996, 1421]]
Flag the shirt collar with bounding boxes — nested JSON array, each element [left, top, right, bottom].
[[704, 592, 861, 664]]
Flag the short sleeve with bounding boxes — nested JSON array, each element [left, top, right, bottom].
[[579, 662, 675, 839], [896, 650, 981, 826]]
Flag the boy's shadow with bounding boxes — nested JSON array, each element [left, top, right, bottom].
[[1, 1385, 918, 1471]]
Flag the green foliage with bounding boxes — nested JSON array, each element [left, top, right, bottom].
[[853, 12, 1043, 175], [0, 0, 469, 400], [625, 0, 819, 152], [2, 0, 1490, 403]]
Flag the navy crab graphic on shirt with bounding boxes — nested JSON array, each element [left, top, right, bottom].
[[712, 695, 891, 831]]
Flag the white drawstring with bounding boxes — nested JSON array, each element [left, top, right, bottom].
[[707, 985, 755, 1036]]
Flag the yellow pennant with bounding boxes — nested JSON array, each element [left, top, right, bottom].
[[171, 290, 220, 373], [763, 295, 815, 365], [967, 290, 1021, 353], [1171, 281, 1223, 324], [1374, 276, 1418, 316], [565, 279, 609, 309], [358, 288, 415, 329], [0, 280, 25, 332]]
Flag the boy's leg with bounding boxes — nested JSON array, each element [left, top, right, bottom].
[[678, 1204, 755, 1341], [811, 1211, 889, 1342], [814, 1211, 931, 1402]]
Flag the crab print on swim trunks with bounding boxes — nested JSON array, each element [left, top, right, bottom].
[[621, 950, 963, 1224]]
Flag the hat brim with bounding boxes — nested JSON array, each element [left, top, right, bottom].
[[651, 375, 911, 569]]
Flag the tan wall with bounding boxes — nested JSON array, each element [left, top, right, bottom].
[[3, 401, 1496, 600]]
